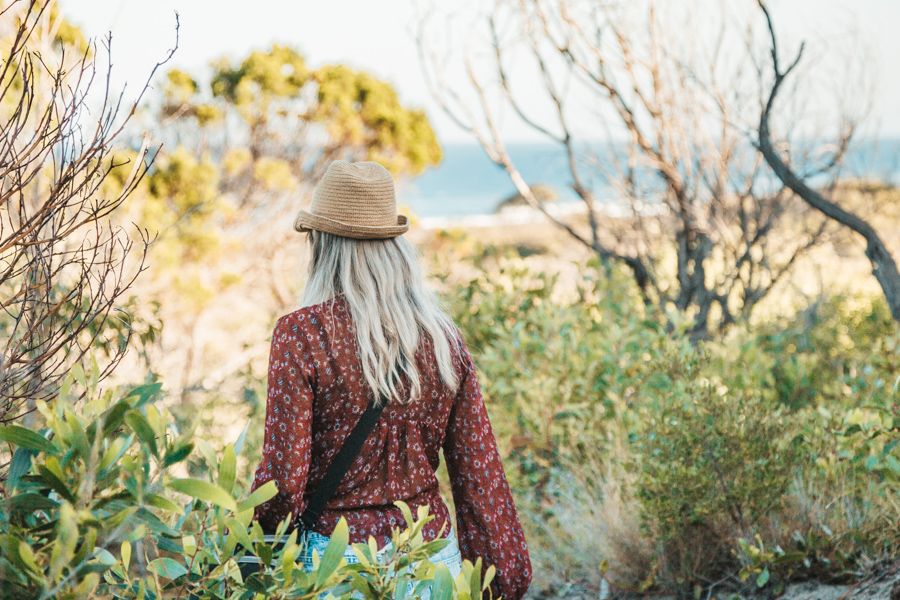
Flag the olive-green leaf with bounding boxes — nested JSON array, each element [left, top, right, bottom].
[[124, 411, 158, 457], [37, 465, 76, 503], [101, 400, 131, 436], [7, 448, 35, 491], [17, 541, 41, 575], [124, 382, 163, 407], [394, 499, 414, 528], [316, 518, 348, 587], [169, 478, 237, 512], [225, 517, 253, 551], [237, 480, 278, 513], [121, 540, 132, 569], [430, 564, 455, 600], [162, 441, 194, 467], [49, 502, 78, 581], [0, 425, 57, 454], [219, 445, 236, 492], [146, 493, 182, 513], [2, 492, 58, 513], [149, 557, 188, 580]]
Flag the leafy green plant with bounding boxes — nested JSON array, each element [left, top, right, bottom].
[[0, 368, 493, 599], [440, 246, 898, 597], [629, 344, 798, 593]]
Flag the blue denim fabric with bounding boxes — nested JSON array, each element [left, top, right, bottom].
[[300, 526, 463, 596]]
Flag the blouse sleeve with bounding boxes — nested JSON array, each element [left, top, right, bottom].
[[443, 333, 532, 600], [249, 315, 315, 534]]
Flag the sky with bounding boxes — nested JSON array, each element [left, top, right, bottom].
[[65, 0, 900, 144]]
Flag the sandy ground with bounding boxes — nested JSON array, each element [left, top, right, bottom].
[[554, 566, 900, 599]]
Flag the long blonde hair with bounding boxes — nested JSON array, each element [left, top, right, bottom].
[[300, 230, 460, 404]]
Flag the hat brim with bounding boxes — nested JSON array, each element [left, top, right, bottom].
[[293, 210, 409, 240]]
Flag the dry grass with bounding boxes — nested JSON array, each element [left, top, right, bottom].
[[521, 447, 655, 596]]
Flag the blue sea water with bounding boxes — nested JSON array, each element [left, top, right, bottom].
[[398, 139, 900, 218], [397, 143, 588, 218]]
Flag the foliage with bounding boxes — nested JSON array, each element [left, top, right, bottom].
[[441, 247, 656, 490], [165, 44, 441, 180], [0, 368, 494, 599], [629, 344, 799, 591], [441, 241, 899, 597]]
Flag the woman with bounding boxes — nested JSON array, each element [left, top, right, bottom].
[[249, 160, 532, 599]]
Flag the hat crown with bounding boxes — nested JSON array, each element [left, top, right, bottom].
[[293, 159, 409, 239], [311, 160, 397, 225]]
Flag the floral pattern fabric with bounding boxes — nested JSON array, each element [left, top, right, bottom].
[[249, 295, 532, 599]]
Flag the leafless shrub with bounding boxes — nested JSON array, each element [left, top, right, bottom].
[[415, 0, 861, 338], [0, 0, 178, 424]]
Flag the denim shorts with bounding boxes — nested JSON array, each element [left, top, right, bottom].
[[300, 526, 463, 595]]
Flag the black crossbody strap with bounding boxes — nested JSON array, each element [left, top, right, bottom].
[[297, 395, 387, 531]]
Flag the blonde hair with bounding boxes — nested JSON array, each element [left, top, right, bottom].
[[300, 230, 460, 404]]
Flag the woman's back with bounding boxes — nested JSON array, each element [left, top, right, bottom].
[[249, 159, 531, 599], [250, 294, 532, 598], [252, 293, 458, 542]]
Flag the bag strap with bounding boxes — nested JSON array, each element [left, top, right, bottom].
[[296, 395, 387, 532]]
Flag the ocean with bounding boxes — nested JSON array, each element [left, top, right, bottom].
[[397, 140, 900, 219]]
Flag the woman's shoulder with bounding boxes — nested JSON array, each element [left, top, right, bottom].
[[275, 295, 347, 329]]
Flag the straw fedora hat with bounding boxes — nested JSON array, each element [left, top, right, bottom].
[[293, 160, 409, 239]]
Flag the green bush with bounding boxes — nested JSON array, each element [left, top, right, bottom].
[[440, 245, 898, 597], [0, 366, 493, 599], [629, 344, 799, 592], [444, 251, 666, 490]]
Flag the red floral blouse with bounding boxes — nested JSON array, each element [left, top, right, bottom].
[[249, 294, 532, 599]]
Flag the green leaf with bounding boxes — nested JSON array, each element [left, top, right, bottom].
[[125, 411, 158, 457], [395, 500, 414, 528], [2, 492, 58, 513], [101, 400, 131, 436], [0, 425, 57, 454], [756, 567, 770, 588], [233, 421, 250, 455], [483, 564, 495, 591], [316, 518, 349, 587], [65, 410, 91, 460], [237, 480, 278, 513], [430, 564, 455, 600], [225, 517, 253, 552], [168, 478, 237, 512], [37, 465, 77, 503], [124, 382, 163, 407], [7, 448, 35, 491], [148, 557, 188, 580], [121, 540, 132, 569], [145, 493, 182, 513], [469, 558, 483, 599], [18, 541, 41, 575], [219, 445, 236, 492], [99, 438, 129, 474], [49, 502, 78, 581], [134, 506, 182, 542], [182, 535, 197, 556], [162, 441, 194, 467], [886, 455, 900, 475]]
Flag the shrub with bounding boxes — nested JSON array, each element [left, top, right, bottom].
[[443, 251, 666, 490], [0, 367, 492, 599], [442, 246, 898, 597], [630, 344, 799, 593]]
